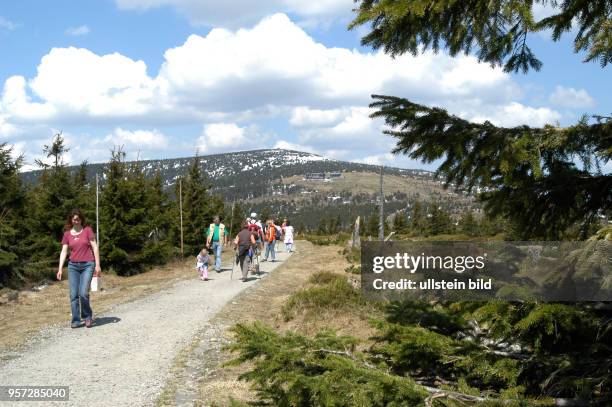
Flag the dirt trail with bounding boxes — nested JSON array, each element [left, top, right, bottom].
[[0, 250, 291, 407]]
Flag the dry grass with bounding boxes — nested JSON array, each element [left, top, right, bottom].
[[282, 172, 465, 199], [245, 171, 470, 205], [198, 241, 381, 406], [0, 251, 235, 353]]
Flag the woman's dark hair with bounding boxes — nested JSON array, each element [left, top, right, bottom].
[[286, 220, 291, 226], [64, 209, 87, 231]]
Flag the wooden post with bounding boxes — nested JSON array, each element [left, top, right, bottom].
[[96, 173, 100, 246], [379, 165, 384, 241], [179, 179, 184, 258], [228, 200, 236, 240], [351, 216, 361, 249]]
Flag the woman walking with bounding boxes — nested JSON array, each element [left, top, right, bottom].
[[57, 209, 101, 328]]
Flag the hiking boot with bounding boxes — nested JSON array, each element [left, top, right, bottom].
[[85, 319, 93, 328], [71, 321, 83, 329]]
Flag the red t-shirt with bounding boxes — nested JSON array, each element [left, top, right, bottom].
[[61, 226, 95, 262]]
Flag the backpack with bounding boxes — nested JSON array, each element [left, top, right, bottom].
[[275, 225, 282, 240]]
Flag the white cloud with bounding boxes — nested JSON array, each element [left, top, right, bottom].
[[1, 75, 56, 121], [102, 128, 168, 149], [289, 107, 343, 127], [0, 113, 17, 137], [115, 0, 351, 28], [1, 13, 567, 168], [471, 102, 561, 127], [1, 14, 550, 127], [0, 16, 17, 31], [30, 47, 155, 115], [197, 123, 252, 152], [65, 25, 91, 36], [549, 86, 596, 109]]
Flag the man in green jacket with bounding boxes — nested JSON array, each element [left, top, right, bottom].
[[206, 215, 228, 272]]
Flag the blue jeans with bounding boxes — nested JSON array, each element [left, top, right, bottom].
[[211, 241, 222, 270], [68, 261, 94, 323], [264, 240, 276, 261]]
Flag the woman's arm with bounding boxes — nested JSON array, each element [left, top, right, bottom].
[[90, 239, 102, 276], [57, 244, 68, 280]]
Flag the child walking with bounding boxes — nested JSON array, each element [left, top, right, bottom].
[[196, 249, 210, 281]]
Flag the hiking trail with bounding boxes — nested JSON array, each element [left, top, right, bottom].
[[0, 250, 291, 407]]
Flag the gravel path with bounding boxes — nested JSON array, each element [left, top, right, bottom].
[[0, 250, 291, 407]]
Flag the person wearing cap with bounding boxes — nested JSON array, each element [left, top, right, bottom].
[[247, 216, 264, 252]]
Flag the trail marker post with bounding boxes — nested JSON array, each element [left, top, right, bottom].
[[179, 179, 184, 258], [379, 165, 384, 241], [96, 173, 100, 247]]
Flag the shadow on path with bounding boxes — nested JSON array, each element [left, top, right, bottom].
[[93, 316, 121, 327]]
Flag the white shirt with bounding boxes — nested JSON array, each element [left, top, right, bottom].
[[283, 226, 294, 243]]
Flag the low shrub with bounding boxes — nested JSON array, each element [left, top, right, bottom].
[[282, 275, 363, 321], [309, 270, 346, 285]]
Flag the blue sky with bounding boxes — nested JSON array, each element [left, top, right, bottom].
[[0, 0, 609, 171]]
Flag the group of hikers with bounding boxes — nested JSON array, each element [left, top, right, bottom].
[[196, 212, 295, 282], [57, 208, 294, 328]]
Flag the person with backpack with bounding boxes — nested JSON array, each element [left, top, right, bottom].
[[262, 219, 276, 262], [233, 221, 257, 282], [247, 215, 263, 252], [274, 220, 283, 252]]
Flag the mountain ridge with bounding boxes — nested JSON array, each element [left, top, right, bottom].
[[21, 148, 436, 199]]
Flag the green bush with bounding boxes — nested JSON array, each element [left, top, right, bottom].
[[226, 322, 428, 406]]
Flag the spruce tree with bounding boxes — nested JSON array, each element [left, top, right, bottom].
[[317, 217, 328, 235], [24, 134, 76, 273], [71, 160, 94, 222], [0, 143, 26, 287], [392, 211, 408, 234], [179, 155, 223, 254], [350, 0, 611, 72], [100, 148, 132, 274], [366, 213, 379, 237], [459, 211, 480, 237], [351, 0, 611, 239], [409, 201, 427, 236], [259, 207, 271, 223], [140, 170, 174, 264], [124, 160, 150, 253], [225, 201, 245, 238], [426, 205, 453, 236]]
